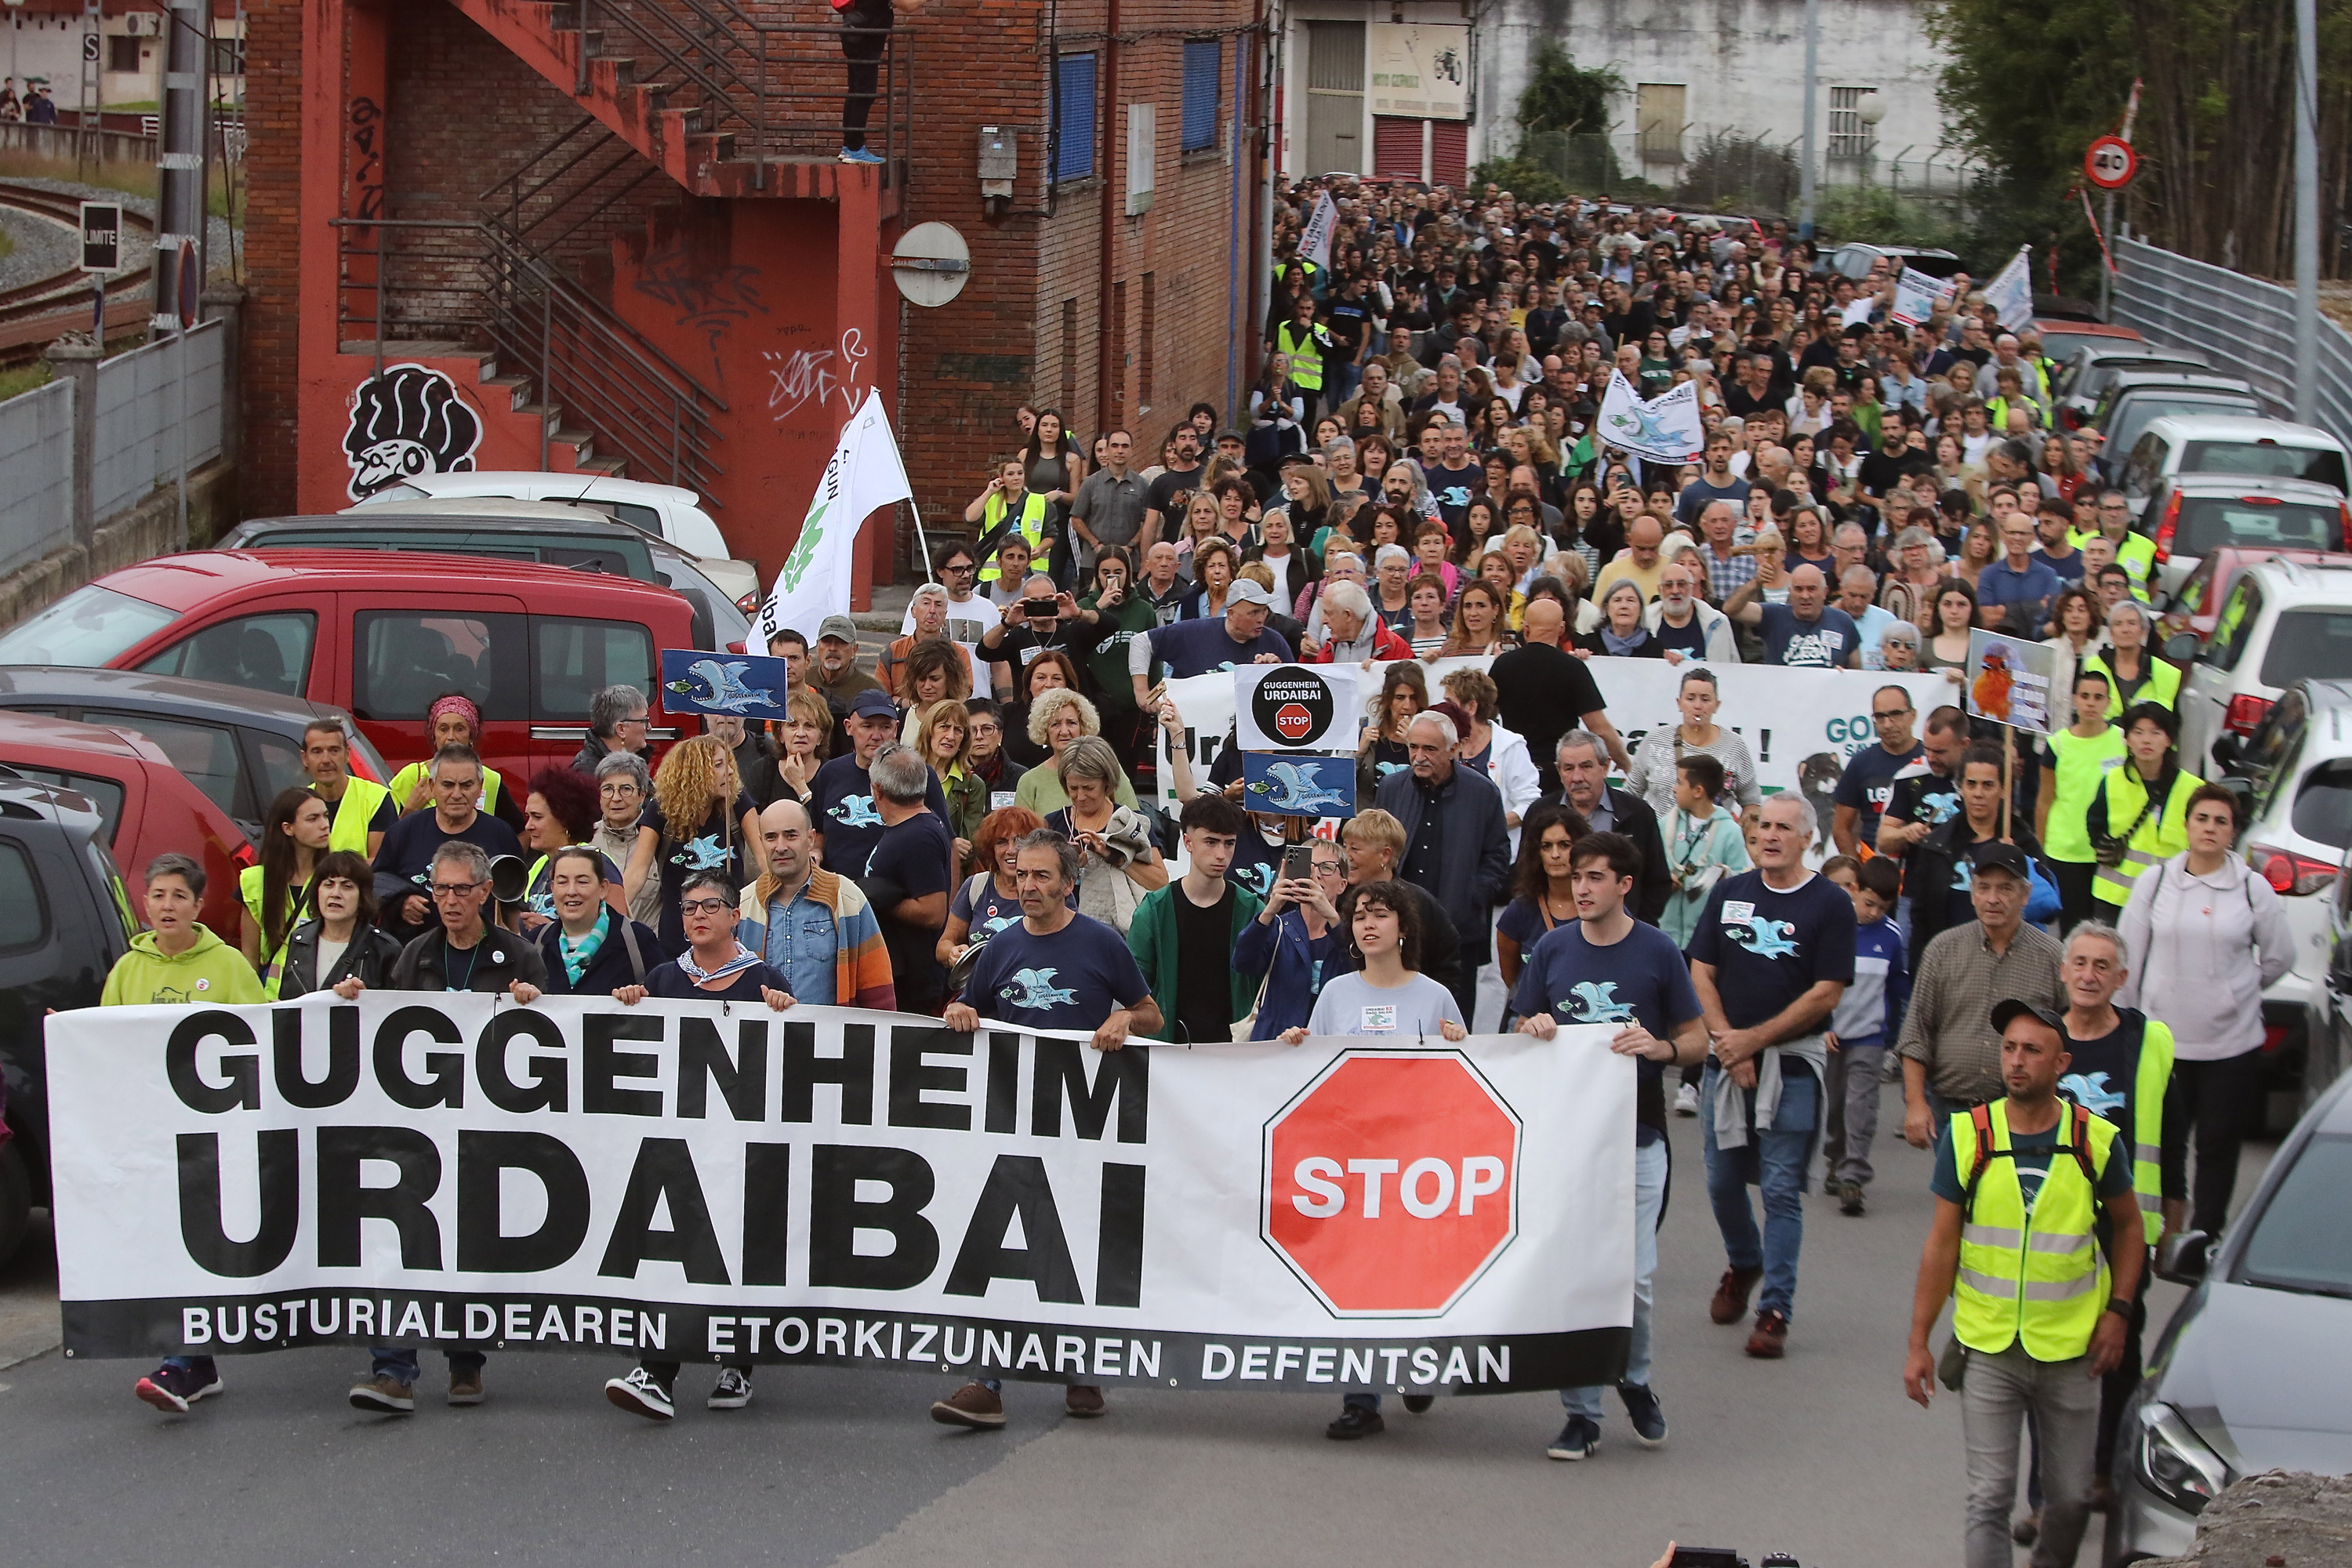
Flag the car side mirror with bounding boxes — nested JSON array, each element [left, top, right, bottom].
[[2210, 734, 2241, 770], [2163, 632, 2201, 663], [2157, 1229, 2212, 1286]]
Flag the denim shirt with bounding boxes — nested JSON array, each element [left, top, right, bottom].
[[761, 887, 838, 1006]]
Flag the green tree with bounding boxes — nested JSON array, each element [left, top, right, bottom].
[[1517, 42, 1624, 136]]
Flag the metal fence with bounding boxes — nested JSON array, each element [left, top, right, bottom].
[[91, 321, 224, 521], [0, 380, 76, 579], [1513, 127, 1980, 227], [2112, 238, 2352, 451]]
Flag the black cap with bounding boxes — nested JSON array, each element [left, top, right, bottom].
[[1991, 998, 2064, 1036], [1969, 840, 2032, 882]]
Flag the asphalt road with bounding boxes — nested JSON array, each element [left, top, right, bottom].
[[0, 1098, 2263, 1568]]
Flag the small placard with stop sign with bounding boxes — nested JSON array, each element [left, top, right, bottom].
[[1235, 663, 1358, 753], [1264, 1051, 1523, 1316]]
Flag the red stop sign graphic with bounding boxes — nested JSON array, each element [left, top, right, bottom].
[[1273, 702, 1315, 742], [1263, 1052, 1522, 1316]]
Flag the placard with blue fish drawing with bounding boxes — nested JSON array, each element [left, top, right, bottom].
[[1240, 752, 1355, 818], [660, 650, 793, 717]]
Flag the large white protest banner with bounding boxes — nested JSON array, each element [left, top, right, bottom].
[[1981, 245, 2035, 332], [51, 996, 1633, 1396], [751, 389, 912, 655], [1157, 660, 1954, 859]]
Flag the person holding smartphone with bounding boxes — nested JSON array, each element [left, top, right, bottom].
[[1233, 835, 1350, 1039]]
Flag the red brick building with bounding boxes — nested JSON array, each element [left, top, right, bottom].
[[239, 0, 1269, 599]]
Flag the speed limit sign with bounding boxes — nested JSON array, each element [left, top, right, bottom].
[[2085, 136, 2137, 191]]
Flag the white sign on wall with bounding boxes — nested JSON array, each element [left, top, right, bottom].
[[1367, 24, 1470, 122]]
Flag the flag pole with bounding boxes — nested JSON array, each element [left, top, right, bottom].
[[907, 498, 932, 583]]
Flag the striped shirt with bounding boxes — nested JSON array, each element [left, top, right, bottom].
[[1695, 542, 1756, 603]]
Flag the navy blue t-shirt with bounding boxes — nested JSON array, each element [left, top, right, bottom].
[[811, 754, 952, 878], [866, 809, 956, 1011], [1757, 604, 1861, 668], [644, 957, 792, 1001], [1833, 741, 1924, 848], [1512, 918, 1702, 1142], [965, 911, 1153, 1031], [377, 810, 524, 895], [1686, 869, 1857, 1033], [1145, 617, 1293, 679]]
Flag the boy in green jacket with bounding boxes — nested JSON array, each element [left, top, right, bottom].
[[109, 854, 263, 1414], [1127, 793, 1263, 1041]]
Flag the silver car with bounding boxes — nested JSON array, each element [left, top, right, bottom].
[[2109, 1070, 2352, 1563]]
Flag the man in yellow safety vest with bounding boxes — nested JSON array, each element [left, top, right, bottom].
[[303, 718, 391, 860], [1904, 1000, 2143, 1568], [1272, 294, 1337, 426]]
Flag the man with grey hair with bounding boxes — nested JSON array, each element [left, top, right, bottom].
[[572, 683, 650, 774], [858, 741, 954, 1013], [1310, 578, 1409, 662], [1686, 791, 1856, 1359], [376, 743, 525, 943], [1726, 562, 1862, 668], [1374, 710, 1512, 1025], [880, 583, 975, 701], [1541, 729, 1669, 923]]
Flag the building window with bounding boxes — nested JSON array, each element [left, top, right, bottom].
[[209, 35, 246, 78], [107, 34, 141, 73], [1634, 83, 1686, 165], [1181, 39, 1221, 152], [1055, 53, 1098, 181], [1829, 86, 1878, 159], [1125, 100, 1156, 216]]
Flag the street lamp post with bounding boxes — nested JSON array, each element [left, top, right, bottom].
[[2293, 0, 2318, 425]]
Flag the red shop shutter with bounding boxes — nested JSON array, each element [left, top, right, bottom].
[[1373, 116, 1424, 180], [1431, 119, 1467, 187]]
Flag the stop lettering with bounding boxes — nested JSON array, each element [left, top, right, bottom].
[[1262, 1052, 1522, 1316]]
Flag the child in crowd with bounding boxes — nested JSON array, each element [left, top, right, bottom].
[[1818, 855, 1907, 1216]]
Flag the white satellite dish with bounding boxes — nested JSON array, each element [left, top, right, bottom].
[[891, 222, 972, 308]]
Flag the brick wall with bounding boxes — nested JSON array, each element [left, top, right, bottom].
[[241, 0, 302, 518]]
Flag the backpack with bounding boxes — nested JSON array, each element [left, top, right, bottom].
[[1959, 1100, 2100, 1206]]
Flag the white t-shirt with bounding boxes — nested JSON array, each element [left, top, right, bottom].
[[902, 591, 990, 647], [314, 936, 350, 983], [1306, 970, 1465, 1038]]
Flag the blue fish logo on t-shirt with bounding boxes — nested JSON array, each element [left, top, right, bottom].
[[1729, 916, 1802, 959], [1001, 967, 1078, 1011], [1560, 980, 1638, 1024], [831, 794, 884, 828], [2060, 1070, 2128, 1120], [670, 833, 732, 870], [1922, 789, 1960, 825]]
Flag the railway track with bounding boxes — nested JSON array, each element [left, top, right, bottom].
[[0, 182, 158, 361]]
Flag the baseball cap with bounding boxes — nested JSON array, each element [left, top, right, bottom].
[[1990, 997, 2064, 1036], [846, 688, 898, 720], [817, 614, 860, 644], [1225, 579, 1274, 608], [1968, 840, 2032, 882]]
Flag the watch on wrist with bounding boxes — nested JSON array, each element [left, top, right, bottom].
[[2104, 1297, 2132, 1319]]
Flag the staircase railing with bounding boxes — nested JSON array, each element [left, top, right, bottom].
[[561, 0, 912, 184], [331, 215, 727, 499]]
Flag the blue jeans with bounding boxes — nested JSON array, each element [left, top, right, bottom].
[[1327, 359, 1363, 407], [1700, 1060, 1817, 1319], [1562, 1134, 1668, 1417], [371, 1345, 487, 1384]]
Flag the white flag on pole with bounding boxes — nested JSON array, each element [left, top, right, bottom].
[[1595, 368, 1705, 464], [1889, 267, 1944, 327], [1300, 191, 1338, 270], [750, 388, 912, 655], [1982, 245, 2035, 332]]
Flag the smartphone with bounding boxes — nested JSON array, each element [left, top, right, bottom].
[[1668, 1552, 1749, 1568], [1024, 597, 1060, 618], [1280, 844, 1316, 884]]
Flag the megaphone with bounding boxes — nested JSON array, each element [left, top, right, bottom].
[[488, 855, 530, 906]]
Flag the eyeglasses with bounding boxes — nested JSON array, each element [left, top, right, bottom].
[[600, 782, 641, 797], [943, 563, 978, 574], [429, 881, 484, 898], [1872, 709, 1913, 722], [679, 898, 731, 916], [618, 713, 650, 727]]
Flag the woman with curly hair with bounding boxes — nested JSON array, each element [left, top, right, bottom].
[[1000, 648, 1084, 769], [936, 804, 1048, 973], [1013, 687, 1138, 816], [624, 734, 764, 956], [1358, 661, 1428, 796]]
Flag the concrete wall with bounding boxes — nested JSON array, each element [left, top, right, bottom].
[[0, 458, 237, 633]]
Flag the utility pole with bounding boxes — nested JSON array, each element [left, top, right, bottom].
[[1798, 0, 1817, 241], [2292, 0, 2319, 425], [152, 0, 204, 343]]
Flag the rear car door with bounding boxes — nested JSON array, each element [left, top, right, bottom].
[[132, 603, 318, 703], [526, 612, 665, 775], [0, 822, 125, 1193], [343, 593, 531, 795], [74, 706, 254, 832]]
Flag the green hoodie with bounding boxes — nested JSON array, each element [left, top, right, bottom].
[[100, 925, 267, 1007]]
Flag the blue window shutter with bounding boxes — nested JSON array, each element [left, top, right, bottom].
[[1181, 40, 1220, 152], [1056, 53, 1097, 180]]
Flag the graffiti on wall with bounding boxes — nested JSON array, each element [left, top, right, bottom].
[[343, 364, 483, 499], [632, 243, 768, 394], [760, 327, 871, 426], [348, 98, 385, 222]]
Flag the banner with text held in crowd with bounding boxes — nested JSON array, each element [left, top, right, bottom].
[[50, 996, 1635, 1396], [1156, 659, 1954, 857]]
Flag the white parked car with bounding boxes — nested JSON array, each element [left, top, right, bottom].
[[2117, 414, 2350, 521], [2173, 559, 2352, 778], [347, 474, 759, 607]]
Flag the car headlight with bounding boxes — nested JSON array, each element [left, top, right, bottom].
[[2136, 1403, 2230, 1514]]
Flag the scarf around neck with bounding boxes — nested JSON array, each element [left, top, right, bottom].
[[558, 909, 611, 986], [678, 939, 761, 986]]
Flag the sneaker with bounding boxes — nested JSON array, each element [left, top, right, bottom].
[[706, 1367, 753, 1410], [606, 1367, 674, 1421], [135, 1363, 223, 1414], [1546, 1414, 1601, 1461], [347, 1374, 415, 1414], [1745, 1308, 1790, 1359], [447, 1367, 485, 1406], [1617, 1382, 1668, 1447], [1401, 1394, 1435, 1414], [1673, 1082, 1701, 1116], [1326, 1404, 1385, 1439], [1822, 1172, 1842, 1196], [837, 145, 886, 165], [1709, 1265, 1763, 1325], [1065, 1384, 1105, 1418], [930, 1380, 1006, 1428], [1838, 1180, 1867, 1216], [2012, 1508, 2042, 1546]]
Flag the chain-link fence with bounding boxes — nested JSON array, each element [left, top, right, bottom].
[[1508, 126, 1980, 231]]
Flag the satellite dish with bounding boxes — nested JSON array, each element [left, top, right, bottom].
[[891, 222, 972, 308]]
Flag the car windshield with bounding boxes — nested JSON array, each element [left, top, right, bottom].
[[2182, 441, 2349, 492], [2263, 610, 2352, 688], [2237, 1133, 2352, 1298], [0, 583, 177, 666], [2179, 497, 2342, 557], [2291, 759, 2352, 849]]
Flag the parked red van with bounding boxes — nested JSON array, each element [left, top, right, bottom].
[[0, 712, 249, 935], [0, 552, 695, 787]]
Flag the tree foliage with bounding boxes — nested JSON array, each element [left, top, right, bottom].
[[1517, 42, 1625, 136]]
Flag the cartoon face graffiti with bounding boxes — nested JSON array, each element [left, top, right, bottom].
[[343, 363, 484, 499]]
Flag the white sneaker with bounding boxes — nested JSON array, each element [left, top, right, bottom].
[[707, 1367, 753, 1410], [1674, 1082, 1701, 1116]]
